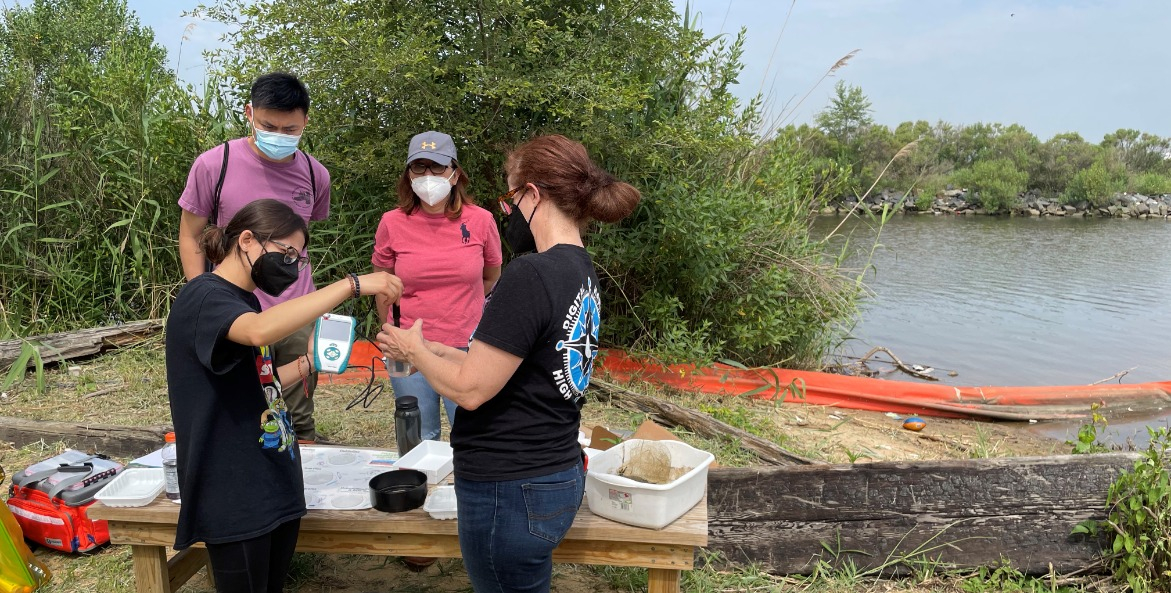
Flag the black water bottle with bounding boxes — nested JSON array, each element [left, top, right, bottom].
[[395, 396, 422, 456]]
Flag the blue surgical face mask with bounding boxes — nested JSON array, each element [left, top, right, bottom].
[[252, 123, 302, 160]]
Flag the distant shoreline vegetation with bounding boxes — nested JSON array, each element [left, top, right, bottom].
[[795, 81, 1171, 216], [818, 190, 1171, 219]]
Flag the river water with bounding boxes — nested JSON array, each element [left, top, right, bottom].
[[812, 214, 1171, 445]]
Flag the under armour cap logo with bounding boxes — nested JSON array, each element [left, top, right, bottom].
[[422, 141, 437, 150]]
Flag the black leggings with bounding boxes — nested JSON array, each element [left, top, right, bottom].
[[206, 518, 301, 593]]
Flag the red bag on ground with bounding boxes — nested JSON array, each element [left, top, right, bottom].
[[6, 450, 122, 553]]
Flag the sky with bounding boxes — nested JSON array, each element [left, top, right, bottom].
[[113, 0, 1171, 142]]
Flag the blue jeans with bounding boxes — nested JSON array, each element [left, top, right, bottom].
[[390, 372, 458, 442], [455, 462, 585, 593]]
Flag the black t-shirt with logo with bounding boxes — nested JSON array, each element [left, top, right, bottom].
[[165, 273, 305, 549], [454, 244, 601, 481]]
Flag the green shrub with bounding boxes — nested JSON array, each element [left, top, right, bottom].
[[203, 0, 861, 367], [949, 158, 1027, 212], [1075, 427, 1171, 593], [1130, 172, 1171, 196], [1064, 159, 1127, 207]]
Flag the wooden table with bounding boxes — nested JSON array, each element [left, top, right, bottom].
[[90, 491, 707, 593]]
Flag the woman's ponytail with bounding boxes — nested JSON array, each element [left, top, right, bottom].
[[583, 167, 640, 224], [199, 225, 230, 266], [506, 135, 641, 225]]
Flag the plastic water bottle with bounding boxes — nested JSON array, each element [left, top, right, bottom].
[[162, 432, 180, 502], [395, 396, 422, 456]]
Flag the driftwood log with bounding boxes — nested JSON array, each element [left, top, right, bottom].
[[0, 320, 163, 370], [0, 416, 171, 458], [592, 378, 815, 466], [707, 453, 1136, 575]]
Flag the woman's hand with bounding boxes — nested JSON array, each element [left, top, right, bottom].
[[378, 318, 426, 364], [358, 271, 404, 304]]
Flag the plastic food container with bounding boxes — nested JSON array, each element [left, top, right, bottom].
[[423, 484, 457, 520], [95, 468, 165, 508], [585, 439, 714, 529], [394, 440, 453, 485]]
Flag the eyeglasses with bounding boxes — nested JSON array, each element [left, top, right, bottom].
[[497, 186, 524, 215], [266, 239, 310, 271], [408, 161, 450, 175]]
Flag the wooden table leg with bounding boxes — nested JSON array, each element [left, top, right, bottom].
[[648, 567, 681, 593], [168, 547, 211, 592], [131, 545, 169, 593]]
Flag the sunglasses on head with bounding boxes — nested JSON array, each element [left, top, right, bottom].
[[497, 186, 528, 215]]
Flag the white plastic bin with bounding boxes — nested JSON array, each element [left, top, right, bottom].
[[585, 439, 713, 529], [395, 440, 453, 485], [95, 468, 165, 508]]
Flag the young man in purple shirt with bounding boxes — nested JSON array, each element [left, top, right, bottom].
[[176, 72, 332, 442]]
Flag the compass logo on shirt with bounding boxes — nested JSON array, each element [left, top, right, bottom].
[[554, 278, 600, 402]]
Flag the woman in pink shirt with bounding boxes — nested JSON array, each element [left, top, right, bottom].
[[372, 131, 502, 441]]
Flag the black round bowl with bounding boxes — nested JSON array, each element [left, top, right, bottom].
[[368, 469, 427, 513]]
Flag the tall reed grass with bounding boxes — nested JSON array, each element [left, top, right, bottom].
[[0, 0, 237, 336]]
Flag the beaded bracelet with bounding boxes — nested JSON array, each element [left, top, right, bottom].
[[346, 273, 360, 299]]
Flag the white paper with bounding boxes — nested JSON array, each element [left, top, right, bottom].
[[300, 446, 398, 510], [128, 448, 164, 468]]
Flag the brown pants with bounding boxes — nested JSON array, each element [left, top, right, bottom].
[[273, 323, 317, 441]]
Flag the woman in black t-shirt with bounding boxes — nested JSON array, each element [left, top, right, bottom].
[[166, 199, 401, 593], [378, 135, 640, 593]]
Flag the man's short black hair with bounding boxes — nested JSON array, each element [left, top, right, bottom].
[[250, 72, 310, 114]]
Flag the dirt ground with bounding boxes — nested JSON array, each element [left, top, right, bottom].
[[0, 344, 1075, 592], [763, 402, 1069, 463]]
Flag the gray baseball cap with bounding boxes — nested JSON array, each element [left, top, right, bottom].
[[406, 131, 457, 166]]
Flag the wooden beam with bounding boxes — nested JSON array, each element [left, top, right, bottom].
[[167, 548, 209, 593], [0, 320, 163, 370], [131, 544, 169, 593], [707, 453, 1135, 575], [0, 416, 171, 458]]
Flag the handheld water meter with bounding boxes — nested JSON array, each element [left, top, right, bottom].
[[313, 313, 356, 374]]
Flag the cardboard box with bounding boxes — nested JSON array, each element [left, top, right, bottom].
[[587, 425, 622, 451]]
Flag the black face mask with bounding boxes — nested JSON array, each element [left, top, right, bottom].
[[503, 201, 537, 254], [248, 248, 300, 297]]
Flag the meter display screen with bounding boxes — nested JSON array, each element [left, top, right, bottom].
[[318, 318, 352, 342]]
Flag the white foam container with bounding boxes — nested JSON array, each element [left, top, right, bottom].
[[95, 468, 165, 507], [585, 439, 714, 529], [423, 484, 457, 520], [395, 440, 453, 485]]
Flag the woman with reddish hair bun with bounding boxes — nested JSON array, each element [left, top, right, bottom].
[[378, 135, 640, 592]]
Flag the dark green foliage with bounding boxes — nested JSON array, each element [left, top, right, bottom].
[[0, 0, 859, 370], [1064, 157, 1128, 207], [951, 159, 1029, 212], [195, 0, 858, 367]]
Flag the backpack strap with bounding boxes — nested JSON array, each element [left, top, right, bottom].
[[304, 150, 317, 200], [210, 141, 230, 227], [204, 141, 231, 274]]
